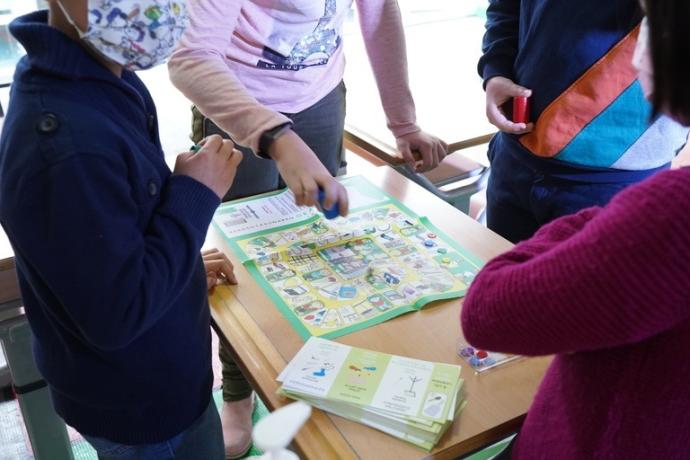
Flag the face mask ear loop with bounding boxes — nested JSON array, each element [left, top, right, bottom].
[[55, 0, 89, 38]]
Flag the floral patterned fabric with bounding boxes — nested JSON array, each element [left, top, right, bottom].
[[75, 0, 189, 70]]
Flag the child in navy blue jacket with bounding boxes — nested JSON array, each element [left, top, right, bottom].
[[479, 0, 688, 243], [0, 0, 241, 458]]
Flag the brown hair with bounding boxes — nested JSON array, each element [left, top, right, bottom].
[[646, 0, 690, 121]]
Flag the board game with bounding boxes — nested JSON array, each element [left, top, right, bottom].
[[213, 176, 483, 340]]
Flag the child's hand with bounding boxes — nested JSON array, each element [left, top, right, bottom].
[[268, 130, 349, 217], [174, 135, 243, 199], [396, 131, 449, 172], [485, 76, 534, 134], [202, 248, 237, 290]]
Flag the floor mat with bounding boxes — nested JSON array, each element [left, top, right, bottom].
[[0, 388, 267, 460], [0, 398, 32, 460]]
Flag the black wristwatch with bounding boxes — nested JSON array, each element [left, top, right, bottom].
[[258, 122, 293, 159]]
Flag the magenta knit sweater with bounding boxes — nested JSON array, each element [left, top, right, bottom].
[[461, 167, 690, 459]]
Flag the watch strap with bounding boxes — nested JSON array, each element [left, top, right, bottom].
[[258, 122, 293, 159]]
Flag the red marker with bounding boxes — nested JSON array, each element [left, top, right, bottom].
[[513, 96, 531, 124]]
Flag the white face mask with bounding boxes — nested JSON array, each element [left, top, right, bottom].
[[57, 0, 188, 71], [632, 17, 653, 100]]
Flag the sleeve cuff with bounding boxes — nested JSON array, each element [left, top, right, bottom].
[[161, 175, 222, 239], [390, 122, 421, 139], [479, 61, 515, 89]]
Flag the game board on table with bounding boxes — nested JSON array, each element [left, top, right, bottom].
[[213, 175, 483, 340]]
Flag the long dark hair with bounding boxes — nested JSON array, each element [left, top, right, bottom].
[[646, 0, 690, 120]]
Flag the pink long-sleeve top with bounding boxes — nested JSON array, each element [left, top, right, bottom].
[[461, 167, 690, 459], [168, 0, 420, 153]]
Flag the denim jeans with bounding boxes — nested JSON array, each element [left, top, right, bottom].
[[192, 81, 347, 402], [82, 400, 223, 460], [486, 136, 667, 243]]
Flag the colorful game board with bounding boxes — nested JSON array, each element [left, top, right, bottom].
[[213, 176, 483, 340]]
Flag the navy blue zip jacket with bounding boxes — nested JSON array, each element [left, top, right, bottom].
[[0, 11, 220, 444]]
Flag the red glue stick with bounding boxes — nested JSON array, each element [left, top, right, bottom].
[[513, 96, 530, 124]]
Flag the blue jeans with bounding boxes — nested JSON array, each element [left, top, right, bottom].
[[486, 136, 668, 243], [82, 400, 223, 460]]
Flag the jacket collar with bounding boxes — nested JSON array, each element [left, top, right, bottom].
[[10, 11, 147, 107]]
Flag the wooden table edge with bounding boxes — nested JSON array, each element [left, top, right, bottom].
[[343, 126, 495, 167], [209, 286, 359, 460], [425, 416, 522, 460], [0, 255, 20, 305]]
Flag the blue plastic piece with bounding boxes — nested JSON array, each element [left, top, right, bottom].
[[318, 189, 340, 219], [469, 356, 482, 368]]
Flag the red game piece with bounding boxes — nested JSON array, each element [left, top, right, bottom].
[[476, 350, 489, 359], [513, 96, 530, 124]]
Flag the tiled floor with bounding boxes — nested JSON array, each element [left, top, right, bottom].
[[0, 388, 270, 460], [0, 399, 31, 460]]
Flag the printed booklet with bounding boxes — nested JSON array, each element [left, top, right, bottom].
[[277, 337, 466, 451]]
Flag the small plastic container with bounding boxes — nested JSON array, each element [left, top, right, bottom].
[[512, 96, 531, 124]]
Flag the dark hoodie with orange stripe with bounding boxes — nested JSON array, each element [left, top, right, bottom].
[[479, 0, 687, 172]]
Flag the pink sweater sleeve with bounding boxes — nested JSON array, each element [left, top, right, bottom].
[[355, 0, 420, 138], [461, 169, 690, 356], [167, 0, 289, 153]]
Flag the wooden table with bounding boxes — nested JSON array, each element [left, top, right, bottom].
[[0, 226, 19, 305], [207, 166, 551, 460]]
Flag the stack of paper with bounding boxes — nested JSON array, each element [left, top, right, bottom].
[[277, 338, 465, 451]]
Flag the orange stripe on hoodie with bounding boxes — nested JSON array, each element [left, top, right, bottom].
[[520, 24, 641, 158]]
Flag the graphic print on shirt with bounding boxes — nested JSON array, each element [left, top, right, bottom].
[[258, 0, 343, 71]]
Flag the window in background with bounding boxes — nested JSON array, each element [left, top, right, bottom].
[[343, 0, 490, 148], [0, 0, 39, 84]]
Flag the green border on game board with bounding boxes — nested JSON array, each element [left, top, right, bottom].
[[212, 176, 485, 341]]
